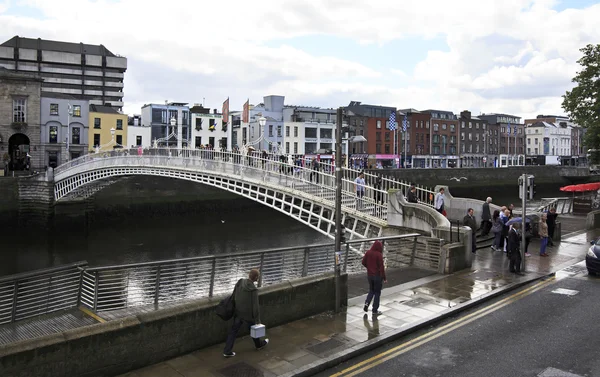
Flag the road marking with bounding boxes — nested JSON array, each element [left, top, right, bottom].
[[79, 306, 107, 323], [331, 277, 556, 377], [551, 288, 579, 296]]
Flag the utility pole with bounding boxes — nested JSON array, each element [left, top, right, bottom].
[[334, 107, 343, 313]]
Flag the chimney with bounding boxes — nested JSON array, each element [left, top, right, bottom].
[[213, 109, 217, 114]]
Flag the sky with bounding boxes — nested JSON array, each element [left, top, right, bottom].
[[1, 0, 599, 120]]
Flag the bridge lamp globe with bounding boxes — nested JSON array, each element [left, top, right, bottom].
[[110, 128, 115, 138], [258, 117, 267, 149]]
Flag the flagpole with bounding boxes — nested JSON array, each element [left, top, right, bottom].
[[514, 125, 517, 165], [404, 116, 408, 168]]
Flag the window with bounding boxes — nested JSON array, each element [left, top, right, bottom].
[[50, 103, 59, 115], [433, 135, 440, 143], [426, 121, 430, 129], [385, 145, 390, 154], [305, 128, 317, 138], [385, 133, 391, 142], [320, 129, 332, 139], [376, 120, 382, 129], [94, 118, 101, 129], [461, 121, 465, 129], [277, 125, 282, 137], [376, 132, 381, 141], [195, 118, 202, 130], [136, 135, 142, 146], [475, 135, 479, 142], [468, 133, 472, 141], [376, 144, 381, 153], [269, 125, 273, 137], [482, 124, 486, 130], [13, 98, 26, 123], [294, 142, 298, 154], [450, 124, 455, 132], [294, 127, 298, 137], [285, 142, 290, 154], [528, 138, 531, 145], [195, 136, 202, 147], [182, 111, 189, 126], [461, 132, 465, 141], [469, 122, 472, 129], [49, 126, 58, 143], [93, 134, 100, 147], [286, 126, 290, 137], [535, 138, 538, 145], [72, 105, 81, 117], [72, 127, 80, 144], [433, 124, 439, 131], [476, 123, 479, 129], [442, 124, 447, 130], [116, 135, 123, 145], [116, 119, 123, 130]]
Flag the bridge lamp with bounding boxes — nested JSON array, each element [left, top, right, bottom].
[[258, 117, 267, 150], [170, 117, 176, 147], [110, 128, 116, 138]]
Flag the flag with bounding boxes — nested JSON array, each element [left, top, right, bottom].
[[514, 125, 518, 135], [222, 98, 229, 124], [402, 115, 408, 132], [388, 111, 397, 131], [242, 99, 249, 123]]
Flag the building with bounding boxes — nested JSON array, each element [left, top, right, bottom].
[[525, 115, 584, 165], [345, 102, 396, 167], [283, 106, 342, 157], [458, 111, 490, 168], [189, 105, 229, 149], [40, 94, 89, 167], [525, 121, 572, 164], [242, 96, 285, 154], [127, 115, 151, 148], [478, 113, 524, 167], [0, 68, 43, 171], [141, 102, 190, 147], [0, 36, 127, 110], [88, 105, 128, 152], [408, 109, 458, 168]]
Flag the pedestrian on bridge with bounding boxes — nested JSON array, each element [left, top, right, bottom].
[[463, 208, 478, 254], [362, 240, 386, 316], [434, 187, 445, 215], [480, 197, 492, 236], [223, 269, 269, 358], [355, 172, 366, 210]]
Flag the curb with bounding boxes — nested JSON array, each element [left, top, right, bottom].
[[283, 271, 556, 377]]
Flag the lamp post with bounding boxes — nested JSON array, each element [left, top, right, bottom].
[[258, 116, 266, 151], [95, 127, 116, 153], [334, 107, 343, 313], [66, 103, 72, 161], [173, 116, 181, 150]]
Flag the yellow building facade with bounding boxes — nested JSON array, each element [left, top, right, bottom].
[[88, 105, 128, 152]]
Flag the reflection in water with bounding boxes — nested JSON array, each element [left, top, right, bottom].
[[0, 202, 329, 277], [363, 314, 380, 340]]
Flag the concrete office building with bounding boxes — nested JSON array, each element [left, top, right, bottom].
[[0, 36, 127, 110]]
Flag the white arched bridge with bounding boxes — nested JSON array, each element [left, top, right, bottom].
[[52, 148, 435, 240]]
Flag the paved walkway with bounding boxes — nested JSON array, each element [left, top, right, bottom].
[[117, 230, 597, 377]]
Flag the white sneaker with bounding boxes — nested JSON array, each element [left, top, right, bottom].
[[525, 253, 532, 257]]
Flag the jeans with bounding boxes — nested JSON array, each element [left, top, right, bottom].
[[365, 276, 383, 312], [223, 317, 263, 354], [493, 231, 502, 249], [540, 237, 548, 255]]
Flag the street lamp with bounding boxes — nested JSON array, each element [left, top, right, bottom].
[[258, 116, 266, 150], [94, 127, 116, 153]]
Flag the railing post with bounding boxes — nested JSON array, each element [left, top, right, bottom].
[[258, 253, 265, 287], [411, 236, 418, 266], [93, 271, 99, 312], [76, 269, 84, 306], [209, 258, 217, 297], [344, 243, 350, 273], [11, 281, 19, 323], [154, 266, 161, 306], [456, 220, 461, 242], [449, 221, 453, 243], [302, 247, 310, 277]]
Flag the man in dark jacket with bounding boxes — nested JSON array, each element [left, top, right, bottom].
[[508, 223, 523, 274], [546, 208, 558, 246], [223, 269, 269, 357], [480, 197, 492, 236], [463, 208, 478, 254], [362, 241, 386, 316], [406, 184, 419, 203]]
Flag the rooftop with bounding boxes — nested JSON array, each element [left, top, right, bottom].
[[1, 36, 123, 57], [89, 104, 121, 114], [0, 67, 43, 81]]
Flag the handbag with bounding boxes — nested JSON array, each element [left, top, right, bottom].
[[215, 279, 241, 321]]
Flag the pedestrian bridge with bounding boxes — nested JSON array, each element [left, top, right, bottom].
[[52, 148, 435, 241]]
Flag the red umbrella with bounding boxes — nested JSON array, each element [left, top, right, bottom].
[[560, 185, 580, 192]]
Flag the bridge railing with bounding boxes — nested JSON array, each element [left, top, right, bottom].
[[53, 148, 435, 219], [535, 197, 574, 214], [79, 234, 421, 312], [0, 261, 88, 325]]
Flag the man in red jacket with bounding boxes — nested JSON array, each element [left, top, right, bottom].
[[362, 240, 387, 315]]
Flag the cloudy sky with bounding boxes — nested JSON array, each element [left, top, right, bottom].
[[1, 0, 598, 120]]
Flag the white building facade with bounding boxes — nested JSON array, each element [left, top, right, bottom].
[[526, 121, 571, 157], [126, 115, 151, 148], [189, 106, 230, 149]]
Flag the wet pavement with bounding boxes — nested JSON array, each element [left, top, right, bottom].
[[117, 229, 599, 377]]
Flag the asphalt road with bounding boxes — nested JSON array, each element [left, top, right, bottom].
[[316, 273, 600, 377]]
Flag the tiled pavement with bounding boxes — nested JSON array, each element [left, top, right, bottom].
[[117, 229, 598, 377]]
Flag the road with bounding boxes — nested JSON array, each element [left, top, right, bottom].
[[316, 269, 600, 377]]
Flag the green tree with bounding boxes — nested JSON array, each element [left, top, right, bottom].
[[562, 44, 600, 160]]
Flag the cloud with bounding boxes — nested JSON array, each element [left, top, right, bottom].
[[1, 0, 599, 120]]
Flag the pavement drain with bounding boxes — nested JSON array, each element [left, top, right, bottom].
[[217, 361, 264, 377], [304, 337, 347, 356]]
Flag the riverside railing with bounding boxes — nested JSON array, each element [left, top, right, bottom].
[[0, 261, 88, 325], [53, 148, 436, 219], [80, 234, 422, 312], [535, 197, 573, 214]]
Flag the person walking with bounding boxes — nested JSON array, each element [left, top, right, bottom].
[[406, 184, 419, 203], [223, 269, 269, 357], [373, 176, 383, 205], [480, 197, 492, 236], [354, 172, 366, 210], [463, 208, 478, 254], [539, 213, 549, 257], [491, 210, 503, 251], [508, 223, 523, 274], [434, 187, 445, 215], [362, 240, 386, 316], [546, 207, 558, 246]]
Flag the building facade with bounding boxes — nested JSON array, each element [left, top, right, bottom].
[[88, 105, 128, 152], [525, 121, 572, 161], [478, 113, 524, 167], [141, 102, 190, 147], [525, 115, 584, 165], [0, 36, 127, 110], [345, 102, 396, 167], [0, 68, 43, 171], [189, 105, 229, 149], [458, 111, 489, 168], [283, 106, 342, 157], [41, 94, 89, 167], [127, 115, 151, 148]]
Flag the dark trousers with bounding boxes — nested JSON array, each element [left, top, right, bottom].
[[471, 233, 477, 253], [480, 220, 492, 236], [509, 251, 522, 273], [365, 275, 383, 312], [224, 317, 262, 354], [548, 226, 555, 245]]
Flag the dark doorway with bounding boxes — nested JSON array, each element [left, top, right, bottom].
[[8, 133, 30, 171]]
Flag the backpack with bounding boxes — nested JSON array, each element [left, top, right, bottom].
[[215, 279, 242, 321]]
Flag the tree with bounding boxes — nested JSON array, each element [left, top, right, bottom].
[[562, 44, 600, 159]]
